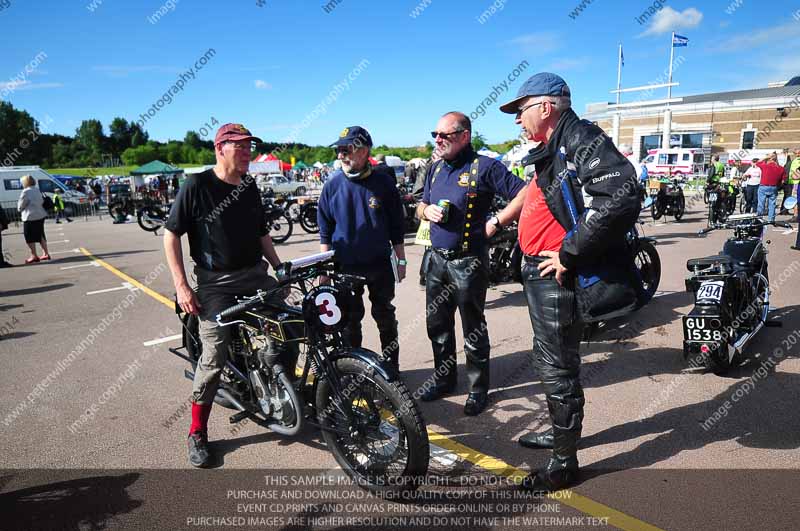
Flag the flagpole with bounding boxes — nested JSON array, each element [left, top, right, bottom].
[[667, 31, 675, 100], [616, 43, 623, 105]]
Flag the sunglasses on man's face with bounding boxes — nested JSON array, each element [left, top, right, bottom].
[[430, 129, 464, 139]]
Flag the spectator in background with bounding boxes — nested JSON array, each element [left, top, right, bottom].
[[742, 159, 761, 214], [0, 206, 11, 268], [53, 190, 73, 224], [17, 175, 50, 264], [786, 148, 800, 220], [756, 153, 785, 222], [172, 174, 180, 199]]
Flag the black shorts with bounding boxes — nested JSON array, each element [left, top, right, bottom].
[[23, 218, 46, 244]]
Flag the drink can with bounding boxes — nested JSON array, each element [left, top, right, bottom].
[[437, 199, 451, 223]]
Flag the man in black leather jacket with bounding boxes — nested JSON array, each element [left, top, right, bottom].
[[500, 72, 639, 492]]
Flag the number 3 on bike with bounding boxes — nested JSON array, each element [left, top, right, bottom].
[[170, 251, 430, 493]]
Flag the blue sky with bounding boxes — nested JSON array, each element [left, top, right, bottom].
[[1, 0, 798, 147]]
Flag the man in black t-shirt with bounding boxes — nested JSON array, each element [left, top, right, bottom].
[[164, 123, 284, 468]]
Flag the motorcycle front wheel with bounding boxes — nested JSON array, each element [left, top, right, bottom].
[[269, 214, 293, 243], [137, 205, 166, 232], [635, 241, 661, 304], [673, 194, 686, 221], [651, 198, 663, 220], [316, 357, 429, 495]]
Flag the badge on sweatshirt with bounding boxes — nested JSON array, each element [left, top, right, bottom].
[[458, 173, 470, 187], [368, 196, 381, 209]]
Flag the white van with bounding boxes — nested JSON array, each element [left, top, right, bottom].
[[0, 166, 89, 217], [642, 148, 705, 179]]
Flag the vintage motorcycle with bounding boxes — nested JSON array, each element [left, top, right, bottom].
[[649, 177, 686, 221], [684, 202, 794, 374], [136, 203, 170, 233], [705, 178, 739, 227], [262, 192, 293, 243], [280, 196, 320, 234], [170, 251, 429, 493], [487, 222, 522, 285], [397, 184, 420, 233]]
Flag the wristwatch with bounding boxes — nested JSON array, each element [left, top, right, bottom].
[[489, 215, 501, 228]]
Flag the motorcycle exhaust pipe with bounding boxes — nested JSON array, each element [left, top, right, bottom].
[[217, 388, 247, 412]]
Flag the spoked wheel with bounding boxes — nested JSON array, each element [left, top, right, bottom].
[[137, 205, 166, 232], [673, 194, 686, 221], [739, 193, 747, 214], [299, 205, 319, 234], [269, 214, 293, 243], [286, 203, 302, 222], [635, 241, 661, 305], [651, 198, 664, 220], [750, 272, 770, 330], [316, 357, 429, 495], [703, 189, 710, 204], [109, 201, 131, 220]]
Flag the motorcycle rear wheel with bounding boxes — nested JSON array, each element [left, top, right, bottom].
[[316, 357, 429, 495], [269, 214, 293, 243], [299, 205, 319, 234], [636, 241, 661, 304], [137, 205, 166, 232]]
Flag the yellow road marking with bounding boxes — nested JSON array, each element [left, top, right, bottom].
[[80, 247, 174, 309], [83, 247, 664, 531], [428, 431, 663, 531]]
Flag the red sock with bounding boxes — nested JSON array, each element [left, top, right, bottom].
[[189, 403, 212, 436]]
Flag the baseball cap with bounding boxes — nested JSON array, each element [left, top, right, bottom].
[[499, 72, 572, 114], [330, 126, 373, 148], [214, 123, 263, 145]]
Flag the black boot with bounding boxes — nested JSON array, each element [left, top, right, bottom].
[[518, 428, 554, 449], [520, 454, 579, 493], [187, 432, 213, 468]]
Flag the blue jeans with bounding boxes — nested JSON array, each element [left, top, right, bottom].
[[757, 185, 777, 222]]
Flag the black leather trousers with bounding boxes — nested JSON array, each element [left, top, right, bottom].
[[522, 256, 585, 459], [425, 249, 490, 393]]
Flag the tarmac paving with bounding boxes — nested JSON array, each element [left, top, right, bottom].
[[1, 203, 799, 530]]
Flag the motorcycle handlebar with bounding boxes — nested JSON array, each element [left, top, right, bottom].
[[216, 293, 264, 323]]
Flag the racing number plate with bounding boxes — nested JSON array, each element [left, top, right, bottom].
[[683, 316, 724, 342], [709, 192, 718, 202]]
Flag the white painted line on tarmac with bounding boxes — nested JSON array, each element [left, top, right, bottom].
[[60, 262, 100, 270], [143, 334, 182, 347], [86, 282, 139, 295], [49, 248, 81, 255], [47, 240, 70, 244]]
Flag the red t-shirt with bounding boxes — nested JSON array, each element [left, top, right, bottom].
[[518, 177, 566, 256], [756, 161, 785, 187]]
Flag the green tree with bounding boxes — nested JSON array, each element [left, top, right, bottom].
[[471, 131, 488, 151], [129, 123, 149, 147], [75, 119, 105, 152], [184, 131, 202, 149], [109, 117, 132, 155], [121, 145, 159, 166]]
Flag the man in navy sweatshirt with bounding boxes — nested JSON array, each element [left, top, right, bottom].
[[317, 126, 406, 370]]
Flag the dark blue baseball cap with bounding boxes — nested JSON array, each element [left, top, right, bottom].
[[499, 72, 571, 114], [330, 126, 373, 148]]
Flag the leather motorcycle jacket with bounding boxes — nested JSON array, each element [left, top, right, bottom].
[[521, 108, 640, 270]]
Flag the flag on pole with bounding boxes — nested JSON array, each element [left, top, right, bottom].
[[672, 34, 689, 47]]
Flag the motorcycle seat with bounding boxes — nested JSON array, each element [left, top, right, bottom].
[[686, 255, 733, 271]]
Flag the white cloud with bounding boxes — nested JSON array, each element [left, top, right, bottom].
[[504, 32, 560, 54], [0, 80, 63, 91], [254, 79, 272, 90], [91, 65, 182, 77], [715, 21, 800, 51], [548, 57, 589, 71], [639, 7, 703, 37]]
